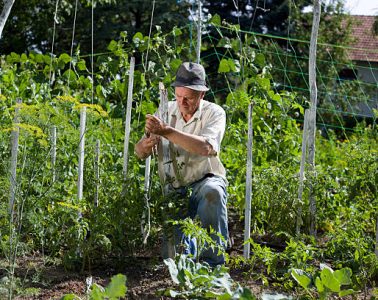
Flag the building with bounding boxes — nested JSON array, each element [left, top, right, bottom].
[[345, 15, 378, 119]]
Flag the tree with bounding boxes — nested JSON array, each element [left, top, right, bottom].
[[0, 0, 190, 55]]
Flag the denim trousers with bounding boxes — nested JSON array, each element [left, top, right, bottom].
[[166, 175, 229, 266]]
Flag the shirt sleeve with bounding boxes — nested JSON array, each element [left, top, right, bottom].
[[200, 105, 226, 154]]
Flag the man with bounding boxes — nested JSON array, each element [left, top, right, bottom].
[[134, 62, 228, 266]]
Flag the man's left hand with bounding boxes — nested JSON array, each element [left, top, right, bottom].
[[145, 114, 168, 136]]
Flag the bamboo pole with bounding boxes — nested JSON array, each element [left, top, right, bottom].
[[122, 57, 135, 182], [51, 126, 57, 183], [77, 107, 86, 200], [94, 139, 100, 207], [196, 0, 202, 63], [296, 109, 310, 234], [308, 0, 321, 237], [243, 103, 253, 259], [9, 98, 21, 216]]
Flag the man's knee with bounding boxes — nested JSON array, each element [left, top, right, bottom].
[[202, 183, 226, 207]]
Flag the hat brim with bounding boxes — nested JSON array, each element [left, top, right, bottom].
[[171, 82, 209, 91]]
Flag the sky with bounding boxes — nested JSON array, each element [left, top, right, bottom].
[[343, 0, 378, 15]]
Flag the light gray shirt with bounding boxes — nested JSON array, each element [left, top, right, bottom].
[[157, 100, 227, 188]]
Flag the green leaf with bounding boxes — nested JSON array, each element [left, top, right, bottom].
[[107, 40, 118, 51], [254, 53, 266, 66], [173, 26, 182, 36], [59, 53, 71, 64], [6, 52, 20, 63], [210, 14, 221, 26], [170, 59, 182, 72], [218, 59, 230, 73], [334, 268, 352, 286], [315, 277, 324, 293], [20, 53, 28, 62], [77, 60, 87, 71], [133, 32, 144, 43], [291, 269, 311, 289], [257, 77, 271, 91], [63, 69, 77, 81], [35, 54, 45, 63], [320, 268, 340, 292], [104, 274, 127, 299], [168, 289, 181, 298], [90, 284, 105, 299], [164, 258, 180, 284]]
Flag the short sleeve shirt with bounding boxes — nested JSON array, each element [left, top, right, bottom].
[[158, 100, 227, 188]]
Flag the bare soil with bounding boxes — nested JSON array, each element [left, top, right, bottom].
[[3, 211, 375, 299]]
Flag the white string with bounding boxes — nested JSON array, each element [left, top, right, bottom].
[[68, 0, 79, 87], [49, 0, 60, 86], [143, 0, 156, 73]]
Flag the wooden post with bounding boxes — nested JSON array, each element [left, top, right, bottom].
[[296, 109, 310, 234], [308, 0, 321, 237], [9, 98, 21, 216], [196, 0, 202, 63], [51, 126, 57, 183], [243, 103, 253, 259], [0, 0, 15, 39], [155, 83, 175, 257], [158, 82, 171, 183], [77, 107, 86, 200], [94, 139, 100, 207], [122, 57, 135, 182]]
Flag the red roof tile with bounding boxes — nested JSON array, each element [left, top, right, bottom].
[[347, 15, 378, 62]]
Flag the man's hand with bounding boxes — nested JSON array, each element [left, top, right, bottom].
[[134, 134, 160, 159], [145, 114, 169, 136]]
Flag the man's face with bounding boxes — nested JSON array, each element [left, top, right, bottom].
[[175, 86, 204, 118]]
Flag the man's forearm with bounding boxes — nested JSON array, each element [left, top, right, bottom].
[[162, 126, 216, 156]]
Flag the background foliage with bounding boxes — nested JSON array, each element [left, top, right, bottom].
[[0, 0, 377, 298]]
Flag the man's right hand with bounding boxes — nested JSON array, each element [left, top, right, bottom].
[[134, 134, 160, 159]]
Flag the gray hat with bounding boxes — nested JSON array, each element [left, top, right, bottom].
[[171, 62, 209, 91]]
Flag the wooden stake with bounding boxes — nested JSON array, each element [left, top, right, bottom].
[[77, 107, 86, 200], [308, 0, 321, 237], [196, 0, 202, 63], [94, 139, 100, 207], [296, 109, 310, 234], [123, 57, 135, 182], [9, 98, 21, 216], [0, 0, 15, 39], [243, 103, 253, 259], [51, 126, 57, 183]]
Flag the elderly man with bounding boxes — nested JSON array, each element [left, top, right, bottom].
[[135, 62, 228, 266]]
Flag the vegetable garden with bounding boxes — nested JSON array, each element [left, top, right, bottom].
[[0, 1, 377, 299]]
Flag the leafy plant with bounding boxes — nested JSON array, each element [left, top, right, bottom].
[[163, 254, 255, 299], [291, 264, 356, 299], [61, 273, 127, 300], [172, 218, 227, 263]]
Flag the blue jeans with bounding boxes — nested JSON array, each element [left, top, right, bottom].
[[170, 175, 229, 266]]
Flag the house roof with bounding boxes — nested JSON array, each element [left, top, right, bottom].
[[347, 15, 378, 62]]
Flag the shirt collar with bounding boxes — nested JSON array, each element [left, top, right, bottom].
[[172, 100, 204, 124]]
